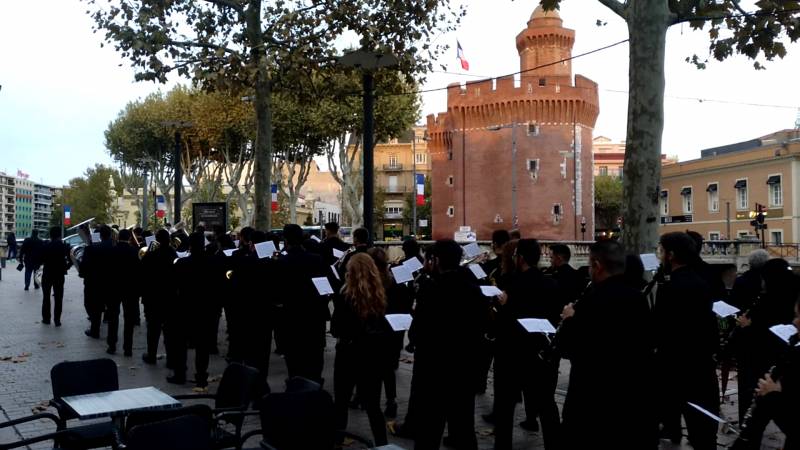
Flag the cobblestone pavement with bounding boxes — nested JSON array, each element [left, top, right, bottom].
[[0, 266, 786, 449]]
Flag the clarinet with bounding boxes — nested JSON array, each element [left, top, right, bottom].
[[737, 334, 798, 439]]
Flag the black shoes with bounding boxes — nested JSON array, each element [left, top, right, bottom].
[[142, 353, 157, 364], [84, 330, 100, 339], [42, 319, 50, 325], [54, 321, 61, 327], [482, 413, 496, 424], [106, 346, 116, 355]]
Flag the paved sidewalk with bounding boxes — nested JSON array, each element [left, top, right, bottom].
[[0, 266, 786, 449]]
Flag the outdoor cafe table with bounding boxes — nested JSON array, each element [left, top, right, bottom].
[[61, 387, 181, 424]]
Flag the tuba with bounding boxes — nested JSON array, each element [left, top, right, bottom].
[[67, 217, 95, 273]]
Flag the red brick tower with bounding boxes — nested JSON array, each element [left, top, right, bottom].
[[426, 6, 599, 241]]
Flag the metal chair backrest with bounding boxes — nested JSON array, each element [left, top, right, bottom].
[[215, 362, 260, 410], [126, 414, 213, 450], [50, 358, 118, 420], [258, 388, 337, 450]]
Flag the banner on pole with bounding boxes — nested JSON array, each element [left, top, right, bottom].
[[271, 184, 279, 212], [63, 206, 71, 225]]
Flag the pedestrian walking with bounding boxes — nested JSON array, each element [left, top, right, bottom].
[[6, 232, 17, 261], [18, 229, 44, 290], [39, 226, 72, 326]]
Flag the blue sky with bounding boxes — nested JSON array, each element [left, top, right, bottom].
[[1, 0, 799, 186]]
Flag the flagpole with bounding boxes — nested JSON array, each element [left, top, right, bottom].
[[412, 131, 417, 237]]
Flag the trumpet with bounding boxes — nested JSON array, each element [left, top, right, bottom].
[[138, 240, 160, 260]]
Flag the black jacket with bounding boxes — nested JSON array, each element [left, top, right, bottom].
[[546, 263, 587, 306], [560, 274, 655, 440], [276, 247, 329, 346], [19, 236, 43, 266], [113, 242, 142, 298], [655, 265, 719, 369], [40, 239, 72, 277], [141, 245, 178, 306], [410, 268, 487, 374], [495, 267, 561, 354], [321, 236, 351, 266]]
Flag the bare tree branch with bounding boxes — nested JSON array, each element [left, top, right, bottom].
[[597, 0, 628, 19], [167, 39, 240, 56]]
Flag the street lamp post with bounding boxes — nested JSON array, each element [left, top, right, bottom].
[[161, 121, 192, 225], [338, 49, 398, 241], [580, 216, 587, 241]]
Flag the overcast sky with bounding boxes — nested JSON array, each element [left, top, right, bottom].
[[1, 0, 799, 187]]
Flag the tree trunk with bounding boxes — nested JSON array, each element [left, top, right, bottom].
[[622, 0, 670, 254], [248, 0, 272, 231]]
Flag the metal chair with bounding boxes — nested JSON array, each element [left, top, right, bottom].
[[0, 412, 80, 450], [49, 358, 119, 450], [125, 414, 214, 450], [172, 362, 260, 449], [113, 404, 214, 450], [240, 377, 373, 450]]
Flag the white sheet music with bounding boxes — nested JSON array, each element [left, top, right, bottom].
[[385, 314, 413, 331], [234, 240, 240, 248], [403, 257, 424, 273], [255, 241, 277, 259], [176, 251, 189, 259], [468, 264, 487, 280], [91, 232, 101, 243], [333, 248, 344, 258], [640, 253, 660, 271], [223, 249, 235, 257], [687, 402, 726, 424], [480, 286, 503, 297], [145, 236, 156, 247], [463, 242, 481, 258], [311, 235, 321, 243], [712, 301, 740, 318], [517, 318, 556, 334], [770, 324, 798, 344], [392, 265, 414, 284], [330, 265, 340, 280], [312, 277, 334, 295]]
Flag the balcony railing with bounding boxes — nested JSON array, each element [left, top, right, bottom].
[[382, 164, 404, 171], [383, 213, 404, 220], [385, 186, 409, 194]]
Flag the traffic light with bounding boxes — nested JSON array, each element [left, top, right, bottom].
[[756, 203, 765, 225]]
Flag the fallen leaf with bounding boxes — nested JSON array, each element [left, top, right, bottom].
[[192, 387, 209, 393], [19, 352, 31, 358], [208, 375, 222, 383], [386, 421, 397, 434]]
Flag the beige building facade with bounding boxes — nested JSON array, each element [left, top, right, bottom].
[[593, 136, 677, 177], [660, 130, 800, 243]]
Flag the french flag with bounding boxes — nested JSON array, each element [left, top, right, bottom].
[[271, 184, 279, 212], [415, 174, 425, 206], [457, 41, 469, 71], [64, 206, 71, 226]]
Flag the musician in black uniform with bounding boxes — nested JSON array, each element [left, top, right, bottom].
[[730, 249, 769, 311], [559, 240, 656, 449], [655, 232, 720, 449], [732, 298, 800, 450], [141, 230, 177, 364], [493, 239, 562, 450], [544, 244, 586, 305], [105, 229, 141, 355], [169, 231, 225, 387], [81, 225, 114, 339], [276, 224, 328, 384], [337, 227, 370, 279], [40, 226, 72, 326], [411, 240, 486, 450], [320, 222, 350, 266], [19, 229, 44, 290]]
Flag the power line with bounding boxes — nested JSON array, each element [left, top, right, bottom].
[[603, 89, 798, 110]]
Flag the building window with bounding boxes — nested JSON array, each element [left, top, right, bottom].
[[538, 78, 546, 87], [735, 179, 748, 210], [599, 166, 608, 176], [388, 154, 399, 168], [527, 159, 539, 173], [709, 232, 721, 241], [415, 153, 427, 165], [771, 230, 783, 245], [385, 206, 403, 215], [767, 175, 782, 207], [681, 187, 692, 214], [552, 204, 562, 216], [659, 190, 670, 216], [446, 206, 455, 217], [706, 183, 719, 212], [737, 231, 751, 239], [527, 122, 540, 136], [447, 176, 454, 187]]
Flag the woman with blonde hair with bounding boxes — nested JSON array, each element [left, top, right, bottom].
[[332, 252, 391, 445]]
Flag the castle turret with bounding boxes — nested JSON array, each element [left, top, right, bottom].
[[516, 6, 575, 86]]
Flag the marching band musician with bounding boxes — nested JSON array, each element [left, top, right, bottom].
[[140, 229, 177, 365], [39, 226, 72, 326], [105, 229, 141, 356], [81, 225, 114, 339]]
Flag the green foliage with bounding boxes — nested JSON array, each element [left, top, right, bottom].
[[594, 175, 623, 230], [59, 164, 118, 225]]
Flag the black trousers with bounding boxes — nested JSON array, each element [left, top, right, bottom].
[[41, 273, 64, 323], [107, 296, 139, 352], [84, 285, 104, 336], [284, 323, 326, 384], [144, 303, 166, 358], [167, 312, 215, 381], [334, 344, 388, 446], [659, 366, 720, 450], [413, 366, 478, 450], [735, 392, 796, 450], [494, 354, 561, 450], [382, 331, 405, 402]]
